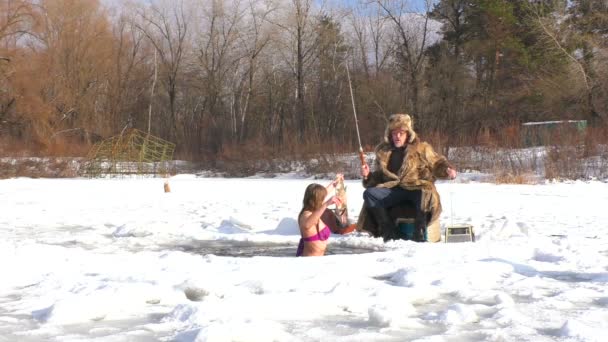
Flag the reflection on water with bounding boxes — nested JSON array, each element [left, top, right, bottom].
[[168, 240, 376, 257]]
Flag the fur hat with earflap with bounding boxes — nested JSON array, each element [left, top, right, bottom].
[[384, 113, 417, 144]]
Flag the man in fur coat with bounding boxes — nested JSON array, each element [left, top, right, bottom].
[[357, 113, 457, 242]]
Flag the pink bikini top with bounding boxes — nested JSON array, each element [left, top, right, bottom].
[[301, 226, 331, 242], [296, 225, 331, 257]]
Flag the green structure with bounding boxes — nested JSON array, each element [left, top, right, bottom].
[[82, 129, 175, 177], [521, 120, 587, 147]]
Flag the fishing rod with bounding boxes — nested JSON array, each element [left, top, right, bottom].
[[345, 63, 367, 167]]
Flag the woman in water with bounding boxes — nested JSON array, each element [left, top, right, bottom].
[[296, 175, 344, 257]]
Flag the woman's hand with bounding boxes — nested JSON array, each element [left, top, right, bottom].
[[324, 195, 342, 208]]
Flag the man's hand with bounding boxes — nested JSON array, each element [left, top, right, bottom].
[[447, 167, 457, 180], [361, 164, 370, 179]]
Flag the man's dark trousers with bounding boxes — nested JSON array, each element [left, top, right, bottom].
[[363, 187, 422, 211], [363, 186, 426, 241]]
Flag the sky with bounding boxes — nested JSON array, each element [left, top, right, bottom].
[[330, 0, 437, 11], [101, 0, 437, 13], [1, 161, 607, 341]]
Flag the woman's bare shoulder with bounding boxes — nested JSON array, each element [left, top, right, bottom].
[[298, 210, 313, 224]]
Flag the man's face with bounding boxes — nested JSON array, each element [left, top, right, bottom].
[[391, 129, 408, 148]]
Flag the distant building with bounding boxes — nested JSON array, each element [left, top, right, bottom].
[[521, 120, 587, 146]]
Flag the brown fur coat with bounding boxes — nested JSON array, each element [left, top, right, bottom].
[[356, 136, 452, 233]]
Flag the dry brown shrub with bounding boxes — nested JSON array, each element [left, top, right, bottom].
[[544, 145, 585, 180], [477, 127, 494, 147], [500, 123, 522, 148], [450, 129, 475, 147], [424, 130, 449, 155], [0, 157, 81, 179], [583, 126, 608, 157], [214, 133, 358, 177], [0, 161, 15, 179], [303, 154, 351, 177], [46, 140, 90, 157], [494, 172, 535, 184], [0, 137, 45, 156], [48, 159, 79, 178], [216, 138, 280, 176], [15, 159, 39, 178]]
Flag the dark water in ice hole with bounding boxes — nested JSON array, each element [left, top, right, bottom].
[[167, 240, 379, 257]]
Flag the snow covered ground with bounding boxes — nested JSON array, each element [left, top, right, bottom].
[[1, 175, 608, 341]]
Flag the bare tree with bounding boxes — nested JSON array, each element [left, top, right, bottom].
[[268, 0, 320, 142], [427, 0, 468, 134], [373, 0, 434, 116], [533, 5, 606, 124], [346, 2, 395, 129], [349, 3, 391, 78], [232, 0, 275, 143], [135, 0, 188, 141], [108, 10, 149, 134], [1, 0, 34, 138], [188, 0, 244, 155], [34, 0, 114, 141], [0, 0, 32, 43]]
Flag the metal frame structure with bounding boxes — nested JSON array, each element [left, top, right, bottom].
[[81, 129, 175, 177]]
